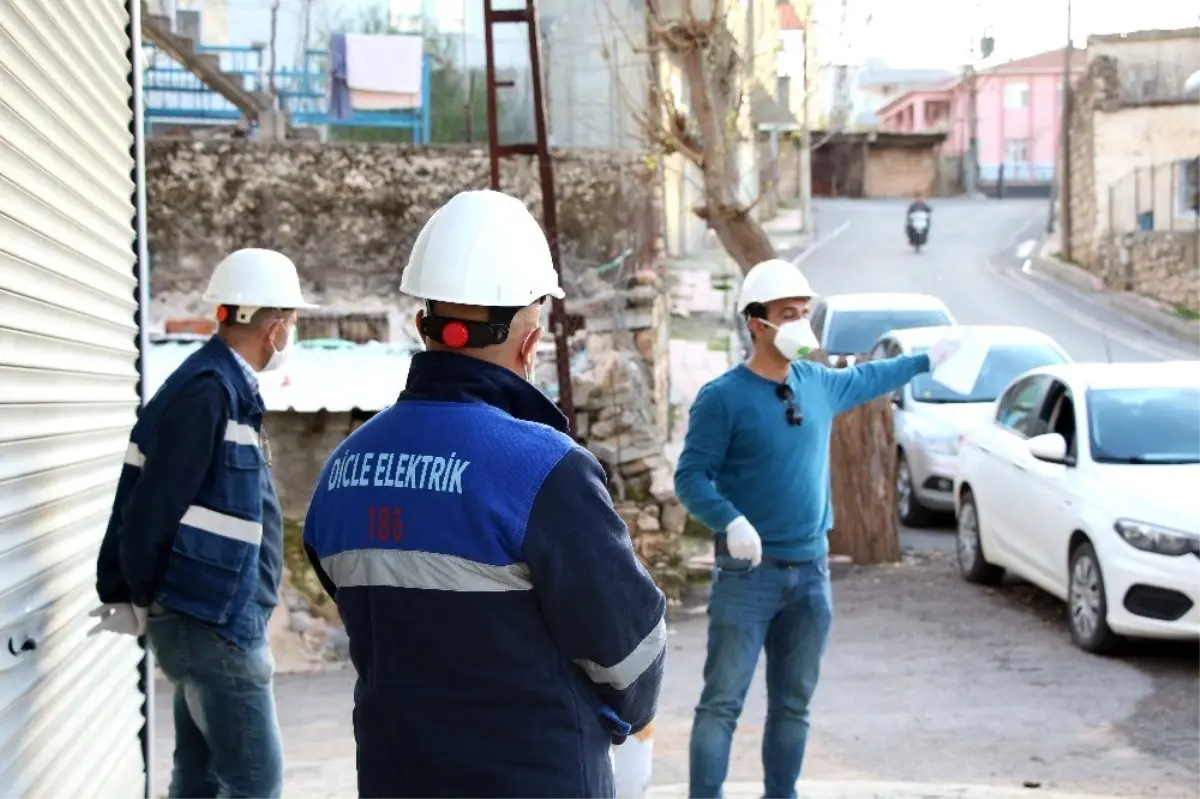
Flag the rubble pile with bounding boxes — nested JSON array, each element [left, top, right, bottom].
[[566, 270, 687, 599]]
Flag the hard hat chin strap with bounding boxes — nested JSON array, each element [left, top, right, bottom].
[[420, 302, 524, 350]]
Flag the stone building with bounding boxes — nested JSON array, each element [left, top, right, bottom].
[[1063, 28, 1200, 314]]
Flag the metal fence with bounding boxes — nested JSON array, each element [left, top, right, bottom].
[[1107, 157, 1200, 235]]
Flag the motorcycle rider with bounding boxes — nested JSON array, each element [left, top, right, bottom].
[[905, 192, 932, 246]]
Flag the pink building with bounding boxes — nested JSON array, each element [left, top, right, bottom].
[[877, 49, 1087, 188]]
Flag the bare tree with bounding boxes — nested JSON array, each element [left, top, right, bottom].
[[623, 0, 778, 273]]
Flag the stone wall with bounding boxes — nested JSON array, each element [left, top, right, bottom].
[[567, 270, 685, 599], [145, 139, 653, 316], [1096, 231, 1200, 313], [265, 410, 369, 518], [862, 145, 939, 198]]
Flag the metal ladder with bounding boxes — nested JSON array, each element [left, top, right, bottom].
[[481, 0, 576, 429]]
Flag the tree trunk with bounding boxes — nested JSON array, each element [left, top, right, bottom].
[[708, 209, 777, 273], [807, 351, 901, 565]]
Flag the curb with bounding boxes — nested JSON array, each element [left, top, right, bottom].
[[1027, 256, 1200, 348], [649, 780, 1136, 799]]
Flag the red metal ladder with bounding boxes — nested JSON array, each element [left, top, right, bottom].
[[481, 0, 576, 429]]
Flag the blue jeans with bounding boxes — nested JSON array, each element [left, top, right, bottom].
[[147, 606, 284, 798], [688, 555, 833, 799]]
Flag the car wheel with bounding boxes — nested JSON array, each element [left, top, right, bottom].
[[896, 453, 934, 527], [957, 491, 1004, 584], [1067, 541, 1121, 654]]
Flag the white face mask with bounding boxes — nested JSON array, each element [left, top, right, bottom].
[[764, 319, 818, 361], [261, 324, 294, 372]]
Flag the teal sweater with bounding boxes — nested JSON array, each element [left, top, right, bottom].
[[674, 354, 931, 562]]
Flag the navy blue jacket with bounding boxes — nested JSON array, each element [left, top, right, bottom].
[[96, 336, 284, 649], [303, 351, 667, 799]]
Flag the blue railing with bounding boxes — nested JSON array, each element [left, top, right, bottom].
[[979, 162, 1055, 183], [143, 43, 431, 140]]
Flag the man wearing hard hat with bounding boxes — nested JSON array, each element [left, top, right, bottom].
[[675, 259, 961, 798], [301, 190, 667, 798], [90, 248, 317, 798]]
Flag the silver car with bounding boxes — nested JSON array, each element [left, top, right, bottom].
[[867, 325, 1073, 526], [809, 292, 957, 365]]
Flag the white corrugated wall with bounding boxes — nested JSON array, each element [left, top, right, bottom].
[[0, 0, 147, 796]]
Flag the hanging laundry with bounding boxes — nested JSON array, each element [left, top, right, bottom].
[[344, 34, 423, 111], [327, 33, 352, 121]]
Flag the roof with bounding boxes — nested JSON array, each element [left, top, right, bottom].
[[144, 336, 419, 412], [821, 293, 952, 312], [889, 325, 1064, 350], [1030, 361, 1200, 391], [778, 2, 803, 31], [1088, 27, 1200, 46], [980, 47, 1087, 75], [751, 83, 800, 129]]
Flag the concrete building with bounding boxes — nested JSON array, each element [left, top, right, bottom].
[[876, 48, 1087, 194], [1063, 27, 1200, 314]]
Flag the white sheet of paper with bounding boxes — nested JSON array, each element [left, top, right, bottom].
[[931, 333, 991, 395]]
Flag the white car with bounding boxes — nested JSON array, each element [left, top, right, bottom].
[[955, 361, 1200, 653], [808, 293, 956, 363], [867, 325, 1072, 526]]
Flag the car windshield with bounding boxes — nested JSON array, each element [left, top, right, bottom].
[[1087, 387, 1200, 464], [825, 309, 951, 355], [910, 343, 1068, 403]]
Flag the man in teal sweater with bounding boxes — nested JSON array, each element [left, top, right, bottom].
[[675, 259, 960, 799]]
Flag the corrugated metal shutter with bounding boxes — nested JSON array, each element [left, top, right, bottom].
[[0, 1, 146, 796]]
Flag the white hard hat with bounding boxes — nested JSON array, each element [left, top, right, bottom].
[[737, 258, 814, 313], [202, 248, 318, 311], [401, 190, 564, 307]]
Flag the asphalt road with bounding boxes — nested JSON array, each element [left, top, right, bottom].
[[795, 197, 1198, 556]]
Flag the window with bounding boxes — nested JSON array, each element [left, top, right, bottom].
[[175, 9, 201, 44], [808, 301, 828, 340], [1087, 387, 1200, 464], [994, 375, 1052, 438], [910, 343, 1067, 404], [1040, 380, 1078, 460], [1003, 138, 1030, 165], [1178, 157, 1200, 217], [822, 309, 954, 356], [1003, 83, 1030, 109]]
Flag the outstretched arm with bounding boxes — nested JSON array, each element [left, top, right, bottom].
[[820, 353, 930, 415]]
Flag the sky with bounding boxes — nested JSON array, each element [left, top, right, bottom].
[[846, 0, 1200, 70]]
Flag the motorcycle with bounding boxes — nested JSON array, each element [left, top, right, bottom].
[[906, 209, 930, 252]]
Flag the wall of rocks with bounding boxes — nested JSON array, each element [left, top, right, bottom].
[[145, 139, 654, 316], [1096, 231, 1200, 313], [567, 270, 686, 599]]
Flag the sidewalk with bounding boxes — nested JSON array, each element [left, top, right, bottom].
[[650, 781, 1138, 799], [1029, 233, 1199, 346]]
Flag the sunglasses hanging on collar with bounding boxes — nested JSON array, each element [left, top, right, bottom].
[[775, 383, 804, 427]]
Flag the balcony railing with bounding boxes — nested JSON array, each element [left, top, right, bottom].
[[143, 44, 431, 139]]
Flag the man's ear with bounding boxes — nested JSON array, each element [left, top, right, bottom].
[[414, 308, 425, 337]]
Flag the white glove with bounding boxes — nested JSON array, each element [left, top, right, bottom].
[[87, 603, 149, 637], [928, 333, 964, 368], [724, 516, 763, 567]]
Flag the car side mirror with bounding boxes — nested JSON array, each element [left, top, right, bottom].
[[1028, 432, 1069, 464]]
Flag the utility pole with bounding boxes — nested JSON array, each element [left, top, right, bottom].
[[798, 1, 813, 234], [964, 63, 979, 196], [1058, 0, 1074, 258]]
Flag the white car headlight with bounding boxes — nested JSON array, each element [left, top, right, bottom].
[[925, 434, 960, 457], [1113, 518, 1200, 557]]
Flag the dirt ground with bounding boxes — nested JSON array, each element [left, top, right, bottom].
[[152, 553, 1198, 798]]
